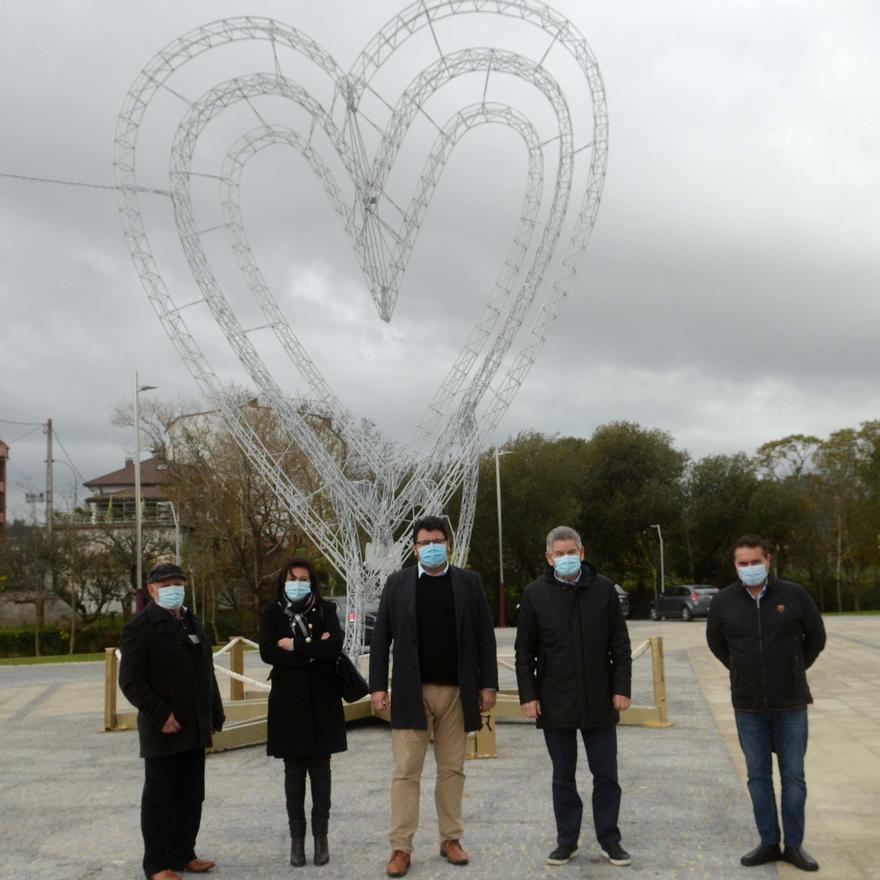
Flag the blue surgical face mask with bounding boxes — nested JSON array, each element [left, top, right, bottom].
[[553, 554, 582, 578], [156, 585, 185, 609], [419, 542, 448, 568], [284, 581, 311, 602], [739, 564, 768, 587]]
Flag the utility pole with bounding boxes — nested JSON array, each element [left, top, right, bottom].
[[36, 418, 54, 657], [133, 371, 157, 612], [494, 447, 511, 628]]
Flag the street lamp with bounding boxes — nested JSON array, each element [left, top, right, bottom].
[[134, 370, 157, 611], [649, 523, 665, 599], [494, 446, 513, 627]]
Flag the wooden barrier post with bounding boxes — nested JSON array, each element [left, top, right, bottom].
[[104, 648, 118, 730], [229, 638, 245, 702], [466, 708, 497, 759], [645, 636, 672, 728]]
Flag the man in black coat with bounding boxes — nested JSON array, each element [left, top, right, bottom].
[[369, 515, 498, 878], [707, 534, 826, 872], [119, 563, 225, 880], [515, 526, 632, 868]]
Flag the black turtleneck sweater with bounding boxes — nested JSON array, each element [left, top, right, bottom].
[[416, 570, 458, 685]]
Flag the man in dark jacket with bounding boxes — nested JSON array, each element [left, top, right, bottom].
[[119, 563, 225, 880], [515, 526, 632, 868], [370, 515, 498, 878], [707, 535, 826, 872]]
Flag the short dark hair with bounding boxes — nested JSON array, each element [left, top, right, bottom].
[[412, 515, 450, 543], [276, 556, 318, 599], [732, 534, 771, 557]]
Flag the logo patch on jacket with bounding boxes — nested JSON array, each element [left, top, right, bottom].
[[776, 604, 785, 613]]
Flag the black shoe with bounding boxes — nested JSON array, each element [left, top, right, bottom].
[[740, 844, 782, 867], [313, 834, 329, 866], [600, 841, 632, 867], [290, 836, 306, 867], [783, 846, 819, 872], [546, 843, 578, 865]]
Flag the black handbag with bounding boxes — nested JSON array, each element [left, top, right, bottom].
[[335, 654, 369, 703]]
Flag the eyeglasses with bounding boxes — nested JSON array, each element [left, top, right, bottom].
[[415, 539, 447, 547]]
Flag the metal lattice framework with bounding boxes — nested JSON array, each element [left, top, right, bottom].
[[113, 0, 607, 655]]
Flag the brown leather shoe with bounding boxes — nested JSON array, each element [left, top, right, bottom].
[[149, 872, 180, 880], [440, 839, 469, 865], [386, 849, 411, 877], [183, 859, 215, 873]]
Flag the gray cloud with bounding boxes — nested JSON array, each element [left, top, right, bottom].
[[2, 0, 878, 521]]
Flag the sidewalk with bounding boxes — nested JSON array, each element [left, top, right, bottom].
[[0, 617, 876, 879]]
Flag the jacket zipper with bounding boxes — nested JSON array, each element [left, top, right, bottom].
[[756, 597, 767, 706]]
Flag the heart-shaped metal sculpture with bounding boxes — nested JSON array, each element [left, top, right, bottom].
[[114, 0, 607, 653]]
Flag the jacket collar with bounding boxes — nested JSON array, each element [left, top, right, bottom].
[[543, 560, 597, 589], [146, 600, 204, 652]]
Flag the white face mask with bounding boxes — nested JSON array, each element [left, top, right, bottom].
[[156, 585, 185, 609], [738, 563, 769, 587]]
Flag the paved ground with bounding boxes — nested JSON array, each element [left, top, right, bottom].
[[0, 617, 876, 879]]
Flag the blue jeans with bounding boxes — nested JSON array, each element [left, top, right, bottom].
[[734, 708, 808, 848], [543, 725, 621, 848]]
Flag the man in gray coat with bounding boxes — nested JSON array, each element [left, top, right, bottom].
[[515, 526, 632, 868], [370, 516, 498, 877]]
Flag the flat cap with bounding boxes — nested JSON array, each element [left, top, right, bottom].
[[146, 562, 187, 584]]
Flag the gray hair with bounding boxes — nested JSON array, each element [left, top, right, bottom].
[[546, 526, 583, 553]]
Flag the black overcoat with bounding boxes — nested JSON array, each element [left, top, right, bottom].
[[369, 565, 498, 732], [119, 602, 225, 759], [259, 598, 347, 758], [515, 564, 631, 729], [706, 577, 826, 711]]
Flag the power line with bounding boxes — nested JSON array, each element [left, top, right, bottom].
[[0, 417, 45, 427], [8, 424, 44, 444], [51, 428, 87, 484], [0, 170, 169, 197]]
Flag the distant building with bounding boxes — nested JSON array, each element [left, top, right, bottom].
[[0, 439, 8, 527], [83, 456, 172, 524], [0, 591, 75, 626]]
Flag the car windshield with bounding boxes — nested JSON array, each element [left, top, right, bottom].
[[694, 588, 718, 594]]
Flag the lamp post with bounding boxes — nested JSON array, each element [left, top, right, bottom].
[[649, 523, 665, 599], [133, 371, 157, 612], [494, 447, 512, 627]]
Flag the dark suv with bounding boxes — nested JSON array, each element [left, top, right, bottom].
[[649, 585, 717, 621]]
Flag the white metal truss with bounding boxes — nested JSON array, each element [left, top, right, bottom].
[[113, 0, 607, 655]]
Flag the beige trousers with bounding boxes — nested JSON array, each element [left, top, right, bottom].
[[389, 684, 467, 852]]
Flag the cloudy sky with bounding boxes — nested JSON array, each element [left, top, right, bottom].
[[1, 0, 878, 522]]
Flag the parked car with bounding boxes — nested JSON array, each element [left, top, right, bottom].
[[614, 584, 630, 619], [649, 585, 718, 621], [332, 597, 378, 646]]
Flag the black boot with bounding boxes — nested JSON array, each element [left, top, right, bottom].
[[309, 757, 332, 866], [313, 833, 329, 866], [290, 835, 306, 867]]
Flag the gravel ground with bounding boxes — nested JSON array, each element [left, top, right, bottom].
[[0, 626, 773, 880]]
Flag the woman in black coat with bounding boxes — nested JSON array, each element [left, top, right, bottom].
[[259, 557, 346, 868]]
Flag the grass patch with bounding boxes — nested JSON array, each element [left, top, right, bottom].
[[823, 610, 880, 616], [0, 652, 106, 666]]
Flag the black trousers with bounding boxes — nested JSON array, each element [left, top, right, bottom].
[[141, 748, 206, 877], [543, 725, 622, 849], [284, 756, 331, 836]]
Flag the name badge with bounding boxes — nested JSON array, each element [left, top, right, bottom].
[[188, 634, 200, 644]]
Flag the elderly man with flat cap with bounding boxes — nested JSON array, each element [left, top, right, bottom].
[[120, 563, 225, 880]]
